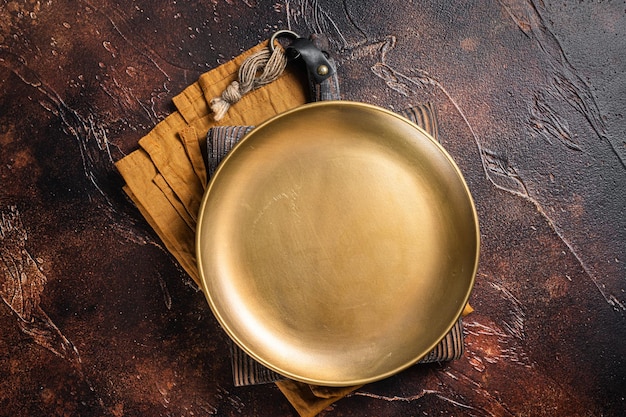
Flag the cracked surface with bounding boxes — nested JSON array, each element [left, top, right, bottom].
[[1, 0, 625, 416]]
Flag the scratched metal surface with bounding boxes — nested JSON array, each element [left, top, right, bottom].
[[1, 1, 624, 416]]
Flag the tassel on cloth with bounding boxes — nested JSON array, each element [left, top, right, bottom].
[[210, 46, 288, 121]]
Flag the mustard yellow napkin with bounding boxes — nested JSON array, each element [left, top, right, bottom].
[[116, 41, 308, 284], [116, 40, 473, 417]]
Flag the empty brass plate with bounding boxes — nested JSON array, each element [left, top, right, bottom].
[[196, 101, 479, 386]]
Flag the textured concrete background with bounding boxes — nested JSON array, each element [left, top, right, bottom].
[[1, 1, 624, 416]]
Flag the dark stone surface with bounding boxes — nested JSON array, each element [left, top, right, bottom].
[[1, 1, 624, 416]]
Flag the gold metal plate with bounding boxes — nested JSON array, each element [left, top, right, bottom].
[[196, 101, 479, 386]]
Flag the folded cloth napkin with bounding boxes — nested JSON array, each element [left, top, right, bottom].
[[116, 41, 308, 283], [115, 40, 473, 417]]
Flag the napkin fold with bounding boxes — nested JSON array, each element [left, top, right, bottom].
[[115, 40, 472, 417], [116, 41, 308, 284]]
